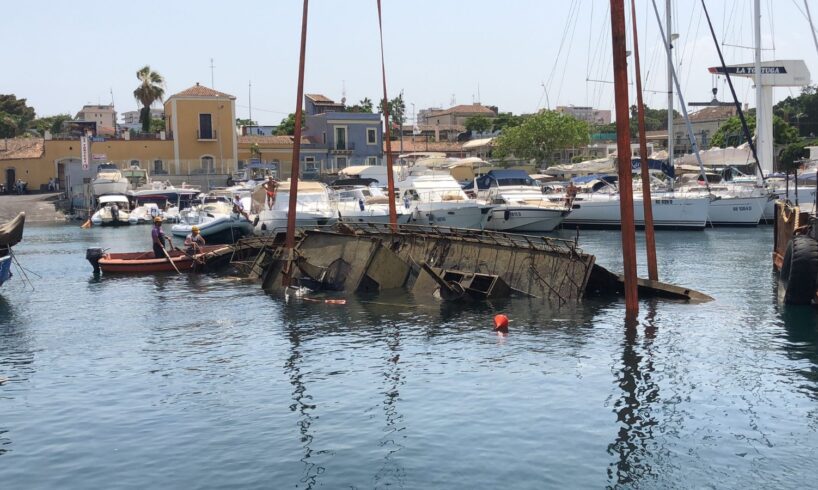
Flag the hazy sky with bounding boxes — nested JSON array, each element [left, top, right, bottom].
[[3, 0, 818, 125]]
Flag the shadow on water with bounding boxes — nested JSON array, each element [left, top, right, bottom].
[[779, 305, 818, 398], [607, 300, 661, 489], [372, 319, 406, 488], [0, 294, 35, 457]]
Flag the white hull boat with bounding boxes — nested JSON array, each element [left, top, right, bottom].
[[171, 201, 253, 243], [92, 164, 130, 197], [255, 180, 338, 235], [472, 171, 569, 232], [335, 186, 410, 225], [398, 172, 488, 230], [558, 192, 710, 230], [675, 185, 769, 226], [91, 195, 131, 226]]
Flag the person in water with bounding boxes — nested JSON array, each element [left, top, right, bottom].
[[262, 176, 279, 210], [184, 225, 206, 254], [151, 216, 173, 258]]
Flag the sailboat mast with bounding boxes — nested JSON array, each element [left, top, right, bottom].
[[754, 0, 764, 181], [610, 0, 639, 316], [666, 0, 673, 166]]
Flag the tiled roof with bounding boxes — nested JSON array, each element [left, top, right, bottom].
[[0, 138, 45, 160], [306, 94, 335, 104], [683, 106, 736, 123], [170, 83, 234, 99], [239, 135, 311, 145], [429, 104, 497, 117], [403, 124, 466, 132]]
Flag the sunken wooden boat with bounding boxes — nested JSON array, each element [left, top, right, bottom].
[[86, 245, 224, 274]]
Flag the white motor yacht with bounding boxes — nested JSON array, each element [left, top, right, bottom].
[[254, 180, 338, 235], [674, 181, 769, 227], [472, 170, 569, 232], [91, 194, 131, 226], [335, 185, 410, 225], [397, 169, 489, 230], [91, 164, 130, 196]]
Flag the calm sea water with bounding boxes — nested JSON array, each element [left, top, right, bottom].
[[1, 223, 818, 489]]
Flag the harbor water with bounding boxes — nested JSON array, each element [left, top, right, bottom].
[[2, 223, 818, 488]]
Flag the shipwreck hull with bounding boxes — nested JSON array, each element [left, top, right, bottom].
[[261, 224, 596, 305]]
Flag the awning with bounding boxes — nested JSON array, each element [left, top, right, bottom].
[[462, 137, 494, 150]]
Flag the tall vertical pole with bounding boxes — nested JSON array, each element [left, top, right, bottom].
[[283, 0, 309, 285], [754, 0, 770, 181], [666, 0, 673, 167], [377, 0, 398, 230], [631, 0, 658, 282], [611, 0, 639, 316], [248, 81, 253, 123]]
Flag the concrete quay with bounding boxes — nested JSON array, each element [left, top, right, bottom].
[[0, 193, 67, 222]]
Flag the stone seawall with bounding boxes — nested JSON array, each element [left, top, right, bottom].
[[0, 193, 67, 222]]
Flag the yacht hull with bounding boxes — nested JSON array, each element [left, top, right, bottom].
[[485, 207, 567, 232], [562, 194, 709, 230]]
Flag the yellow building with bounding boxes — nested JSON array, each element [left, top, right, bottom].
[[0, 83, 240, 192]]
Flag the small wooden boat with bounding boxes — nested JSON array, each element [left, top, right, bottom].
[[89, 245, 223, 274], [1, 212, 25, 287]]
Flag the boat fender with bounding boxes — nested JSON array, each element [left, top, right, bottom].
[[782, 235, 818, 305], [504, 210, 511, 221]]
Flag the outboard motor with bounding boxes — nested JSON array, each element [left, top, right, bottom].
[[86, 247, 105, 274]]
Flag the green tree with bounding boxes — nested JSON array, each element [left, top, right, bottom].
[[491, 112, 528, 132], [29, 113, 72, 135], [464, 115, 492, 133], [235, 118, 257, 127], [492, 110, 589, 165], [0, 94, 36, 138], [133, 65, 165, 132], [275, 113, 305, 135], [346, 97, 373, 113], [710, 115, 800, 148], [774, 84, 818, 136], [779, 142, 808, 173], [380, 94, 405, 126], [149, 118, 165, 133]]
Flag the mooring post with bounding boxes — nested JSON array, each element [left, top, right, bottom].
[[610, 0, 639, 316], [630, 0, 658, 282], [283, 0, 309, 286]]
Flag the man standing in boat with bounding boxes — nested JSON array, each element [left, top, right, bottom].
[[262, 176, 279, 210], [184, 225, 206, 255], [151, 216, 173, 258]]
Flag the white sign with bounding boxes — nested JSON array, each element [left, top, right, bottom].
[[92, 153, 106, 161], [80, 136, 90, 170]]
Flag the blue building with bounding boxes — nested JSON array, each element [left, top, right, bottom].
[[300, 94, 383, 179]]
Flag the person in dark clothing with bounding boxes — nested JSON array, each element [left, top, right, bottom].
[[151, 216, 173, 258]]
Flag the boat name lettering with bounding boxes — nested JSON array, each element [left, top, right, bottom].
[[654, 199, 673, 205], [733, 206, 752, 211]]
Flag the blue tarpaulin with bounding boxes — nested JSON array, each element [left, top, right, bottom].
[[631, 158, 674, 178]]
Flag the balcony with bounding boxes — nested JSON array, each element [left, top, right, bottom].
[[197, 129, 218, 141], [330, 141, 354, 155]]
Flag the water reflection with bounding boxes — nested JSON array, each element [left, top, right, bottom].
[[607, 301, 660, 488], [0, 294, 35, 458], [373, 321, 406, 487], [780, 305, 818, 399], [282, 306, 326, 490]]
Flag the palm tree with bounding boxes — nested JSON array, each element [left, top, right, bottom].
[[133, 65, 165, 132]]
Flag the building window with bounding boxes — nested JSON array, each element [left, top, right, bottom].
[[304, 156, 318, 173], [153, 160, 165, 175], [198, 114, 213, 139], [201, 156, 215, 174], [367, 156, 378, 166], [335, 127, 347, 150], [336, 156, 348, 170], [237, 160, 246, 170], [367, 128, 377, 145]]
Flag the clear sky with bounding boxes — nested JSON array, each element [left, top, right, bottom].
[[3, 0, 817, 125]]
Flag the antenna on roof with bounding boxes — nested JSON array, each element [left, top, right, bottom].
[[110, 87, 115, 107], [477, 82, 481, 104], [210, 58, 215, 88], [450, 94, 456, 106], [341, 80, 347, 105]]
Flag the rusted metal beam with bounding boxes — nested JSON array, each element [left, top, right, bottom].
[[610, 0, 639, 315], [630, 0, 658, 281], [376, 0, 398, 230], [283, 0, 310, 285]]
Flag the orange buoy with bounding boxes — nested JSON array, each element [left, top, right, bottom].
[[493, 314, 509, 333]]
